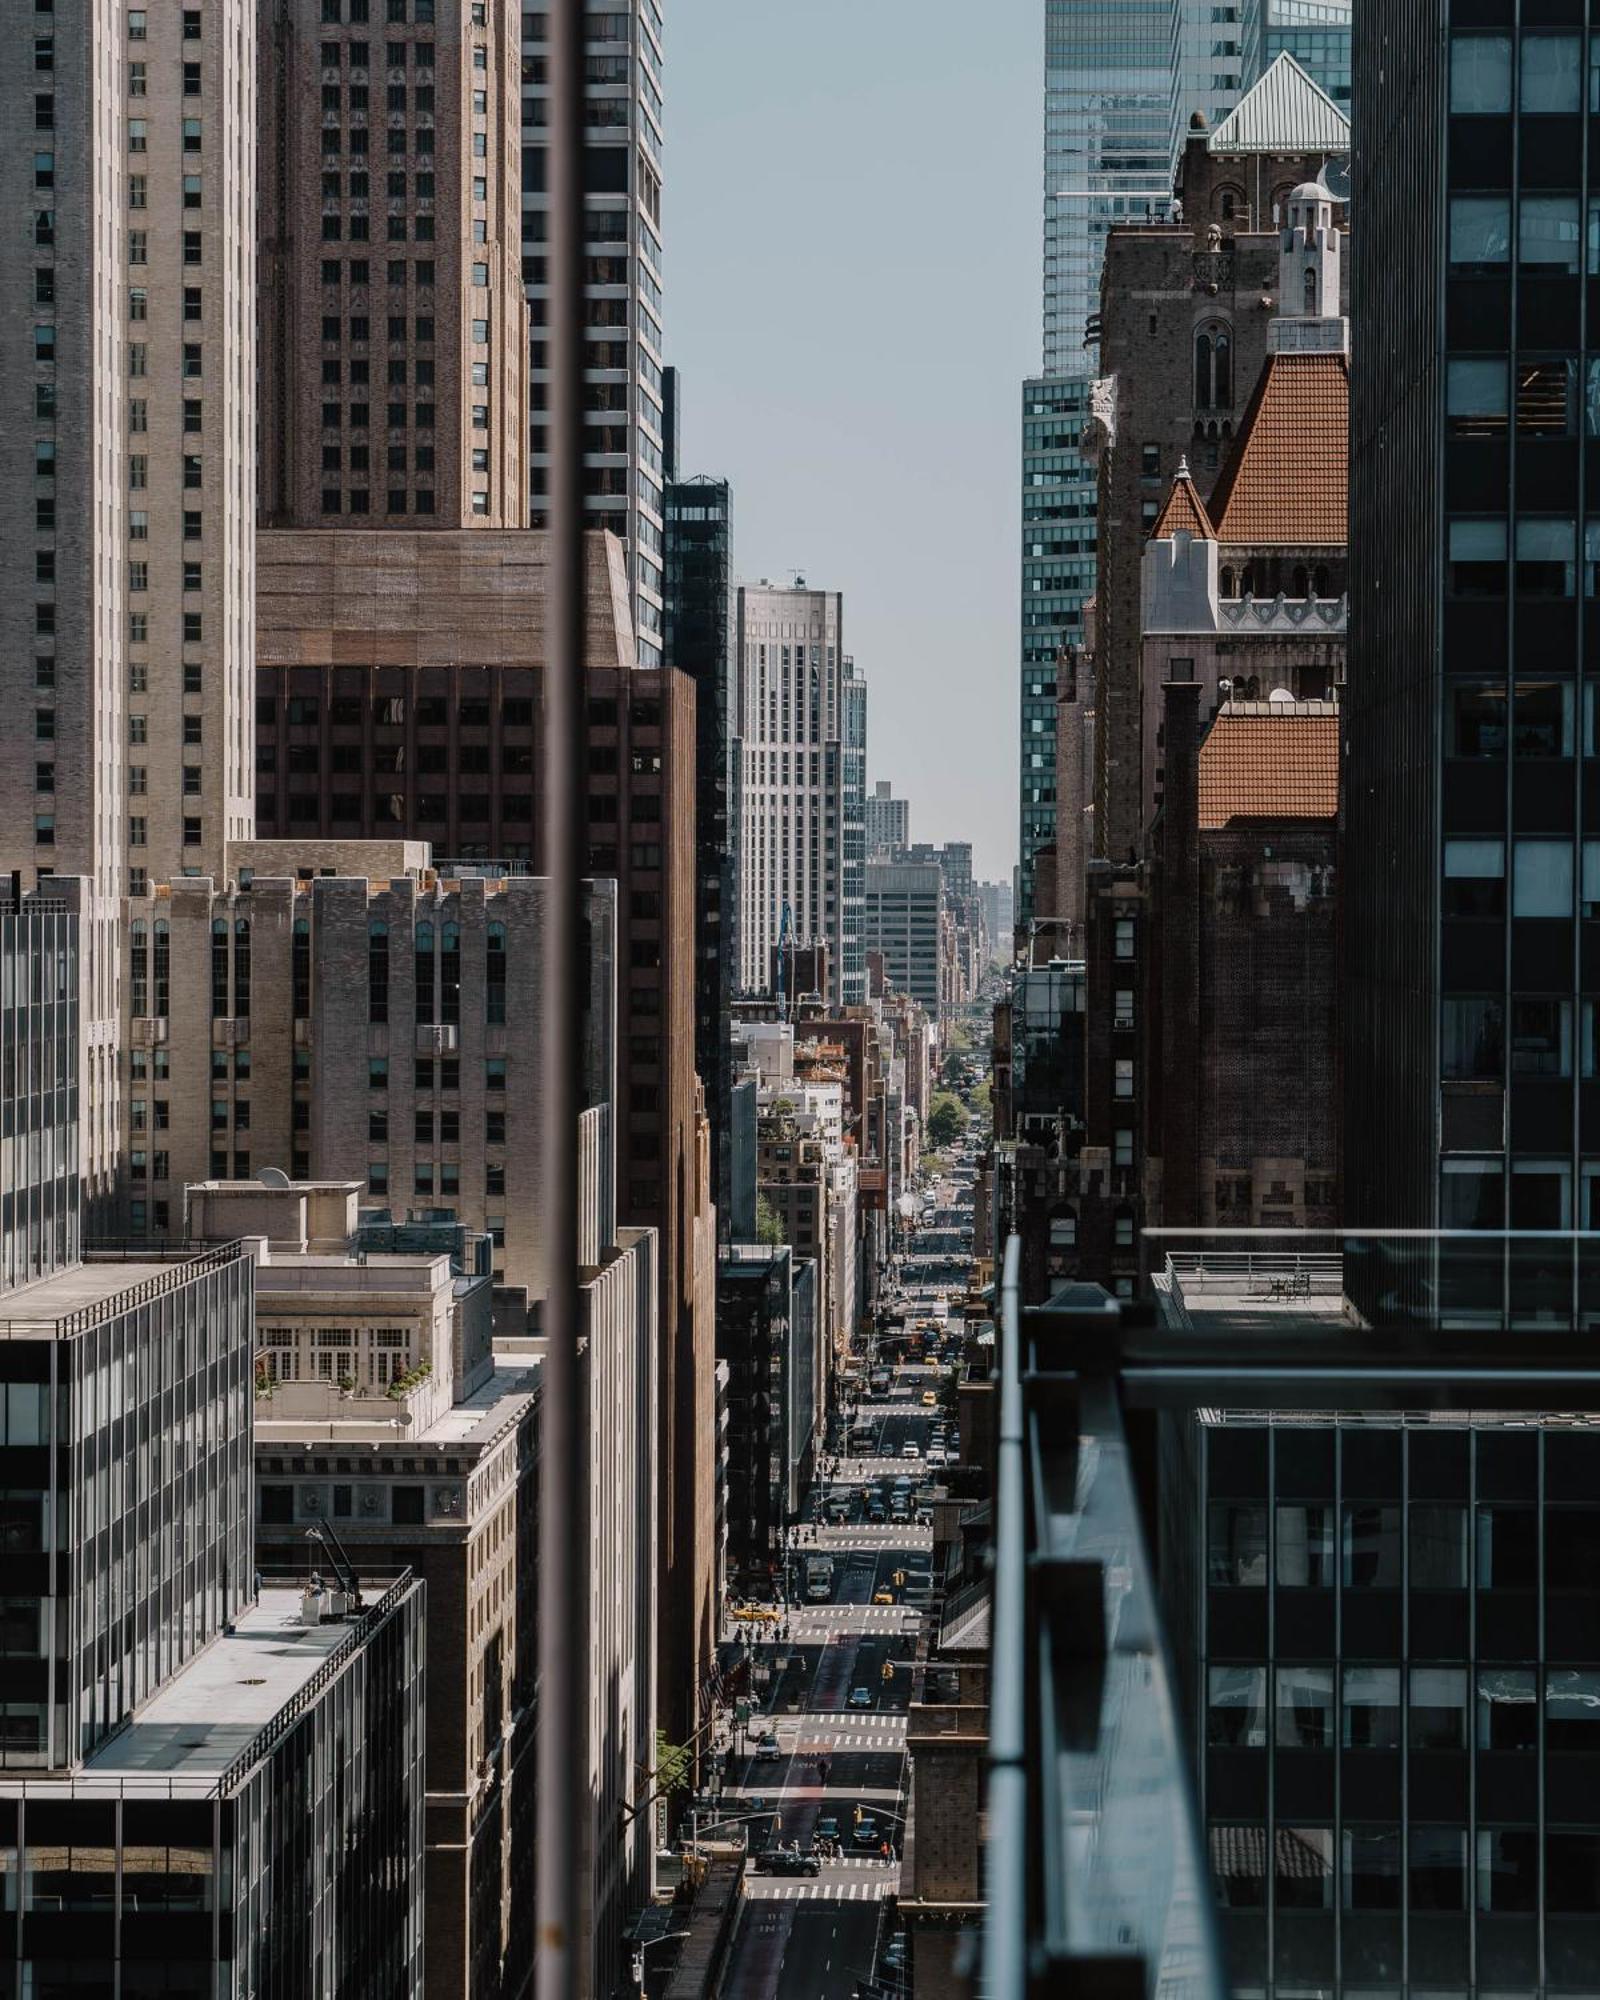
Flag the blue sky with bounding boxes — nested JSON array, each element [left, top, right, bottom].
[[664, 0, 1041, 883]]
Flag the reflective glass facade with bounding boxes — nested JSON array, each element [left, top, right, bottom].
[[0, 895, 78, 1299], [0, 1246, 254, 1770], [1202, 1419, 1600, 1996], [1262, 0, 1352, 107], [1349, 6, 1600, 1318], [0, 1580, 425, 2000], [1019, 378, 1094, 919]]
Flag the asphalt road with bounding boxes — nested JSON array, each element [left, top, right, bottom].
[[714, 1289, 971, 1997]]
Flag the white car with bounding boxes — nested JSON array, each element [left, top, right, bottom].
[[902, 1442, 921, 1460]]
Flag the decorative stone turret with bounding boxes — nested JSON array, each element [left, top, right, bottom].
[[1268, 181, 1348, 355]]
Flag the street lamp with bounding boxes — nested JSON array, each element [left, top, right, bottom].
[[631, 1930, 692, 1990]]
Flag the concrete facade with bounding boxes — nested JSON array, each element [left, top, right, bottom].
[[258, 0, 528, 530], [735, 582, 846, 1001]]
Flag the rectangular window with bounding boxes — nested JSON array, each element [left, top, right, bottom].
[[1450, 32, 1510, 112], [1441, 995, 1504, 1079], [1275, 1504, 1335, 1587], [1208, 1504, 1267, 1587], [1207, 1665, 1266, 1747], [1521, 195, 1581, 274], [1515, 516, 1575, 596], [1410, 1666, 1468, 1751], [1442, 837, 1504, 918], [1522, 33, 1582, 113], [1342, 1505, 1400, 1587], [1477, 1666, 1536, 1750], [1516, 357, 1575, 436], [1342, 1667, 1401, 1750], [1446, 517, 1505, 595], [1448, 196, 1509, 270], [1409, 1827, 1467, 1912], [1513, 838, 1573, 916], [1510, 996, 1571, 1075], [1275, 1664, 1334, 1749], [1343, 1828, 1402, 1911]]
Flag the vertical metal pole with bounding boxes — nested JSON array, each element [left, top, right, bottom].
[[535, 0, 586, 1988]]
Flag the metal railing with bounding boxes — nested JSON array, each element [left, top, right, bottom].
[[0, 1239, 247, 1340], [212, 1570, 417, 1799], [983, 1236, 1227, 2000]]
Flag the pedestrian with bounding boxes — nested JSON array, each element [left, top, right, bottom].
[[880, 1840, 890, 1862]]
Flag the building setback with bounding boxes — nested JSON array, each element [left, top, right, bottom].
[[863, 859, 944, 1017]]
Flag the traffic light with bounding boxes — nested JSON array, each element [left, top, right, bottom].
[[893, 1569, 906, 1586]]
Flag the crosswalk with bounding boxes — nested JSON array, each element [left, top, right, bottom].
[[785, 1604, 919, 1632], [744, 1866, 901, 1904]]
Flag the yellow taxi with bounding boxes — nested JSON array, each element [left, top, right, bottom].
[[731, 1603, 782, 1623], [872, 1589, 896, 1606], [921, 1390, 938, 1408]]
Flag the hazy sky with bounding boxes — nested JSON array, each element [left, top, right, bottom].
[[665, 0, 1041, 884]]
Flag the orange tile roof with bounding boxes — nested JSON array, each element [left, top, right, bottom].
[[1210, 352, 1348, 546], [1196, 704, 1340, 828], [1148, 464, 1217, 541]]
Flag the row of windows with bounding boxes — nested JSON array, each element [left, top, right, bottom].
[[1210, 1820, 1591, 1916], [1447, 515, 1600, 597], [1210, 1501, 1597, 1590], [1451, 29, 1600, 116], [1442, 994, 1600, 1081], [1210, 1662, 1596, 1753], [1449, 195, 1600, 277], [1442, 837, 1600, 918]]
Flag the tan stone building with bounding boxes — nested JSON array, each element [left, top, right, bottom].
[[259, 0, 527, 529], [0, 3, 258, 1211]]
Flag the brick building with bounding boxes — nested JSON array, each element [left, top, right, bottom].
[[258, 0, 528, 530], [1080, 56, 1348, 891]]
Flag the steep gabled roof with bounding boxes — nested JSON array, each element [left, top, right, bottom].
[[1197, 703, 1340, 828], [1207, 51, 1349, 158], [1209, 352, 1348, 546], [1148, 458, 1217, 541]]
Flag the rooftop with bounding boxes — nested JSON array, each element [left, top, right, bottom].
[[0, 1581, 413, 1799], [1206, 50, 1350, 157], [0, 1242, 245, 1340], [1209, 353, 1348, 546], [1196, 701, 1340, 828], [1148, 460, 1217, 542]]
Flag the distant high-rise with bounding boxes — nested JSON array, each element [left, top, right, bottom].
[[735, 581, 846, 1002], [1251, 0, 1352, 107], [866, 779, 909, 858], [665, 471, 737, 1204], [841, 657, 869, 1005], [521, 5, 666, 666]]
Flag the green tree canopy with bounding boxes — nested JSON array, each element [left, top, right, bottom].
[[756, 1192, 786, 1245], [925, 1092, 970, 1150]]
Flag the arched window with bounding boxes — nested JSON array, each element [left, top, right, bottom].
[[1219, 188, 1236, 221], [130, 921, 148, 1018], [1214, 329, 1231, 406], [414, 922, 436, 1026], [440, 922, 461, 1026], [211, 917, 229, 1019], [368, 921, 389, 1023], [486, 922, 507, 1025], [1313, 566, 1330, 598], [1303, 265, 1318, 314], [1195, 329, 1213, 408], [1293, 566, 1310, 597], [1241, 566, 1257, 597], [293, 916, 311, 1021], [1222, 567, 1238, 597]]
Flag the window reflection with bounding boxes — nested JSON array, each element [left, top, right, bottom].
[[1546, 1668, 1600, 1750], [1276, 1826, 1334, 1911], [1275, 1503, 1335, 1586], [1410, 1666, 1468, 1751], [1342, 1505, 1400, 1587], [1450, 32, 1511, 111], [1208, 1503, 1267, 1586], [1207, 1664, 1266, 1747], [1342, 1826, 1401, 1910], [1342, 1666, 1400, 1749], [1409, 1505, 1468, 1587], [1275, 1664, 1334, 1748]]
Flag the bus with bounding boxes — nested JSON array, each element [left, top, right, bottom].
[[805, 1555, 835, 1602]]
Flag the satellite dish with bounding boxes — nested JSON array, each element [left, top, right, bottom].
[[1318, 153, 1351, 204], [258, 1165, 291, 1188], [1268, 687, 1296, 704]]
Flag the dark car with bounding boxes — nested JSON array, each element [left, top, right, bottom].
[[760, 1849, 820, 1877]]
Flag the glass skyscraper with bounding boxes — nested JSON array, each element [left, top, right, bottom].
[[1255, 0, 1352, 107], [1020, 1, 1258, 925]]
